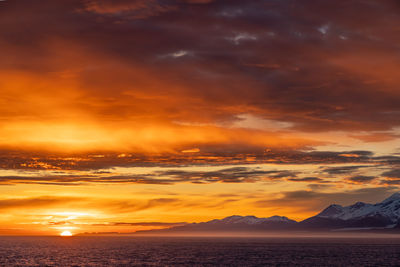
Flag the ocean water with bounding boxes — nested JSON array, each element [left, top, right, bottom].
[[0, 236, 400, 266]]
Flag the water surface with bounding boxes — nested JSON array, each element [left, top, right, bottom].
[[0, 236, 400, 266]]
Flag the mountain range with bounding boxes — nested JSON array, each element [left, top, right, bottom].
[[137, 193, 400, 234]]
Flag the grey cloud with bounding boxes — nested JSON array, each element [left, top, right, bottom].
[[287, 177, 324, 182], [381, 169, 400, 178], [347, 175, 376, 184]]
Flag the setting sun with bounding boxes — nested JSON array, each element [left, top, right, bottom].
[[60, 231, 73, 237]]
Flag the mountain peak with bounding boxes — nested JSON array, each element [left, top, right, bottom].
[[267, 215, 296, 223], [212, 215, 296, 225], [223, 215, 244, 220], [138, 193, 400, 235], [382, 192, 400, 203], [218, 215, 258, 224], [349, 202, 366, 209], [310, 193, 400, 223], [317, 204, 344, 217]]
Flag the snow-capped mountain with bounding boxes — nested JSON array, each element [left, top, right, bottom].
[[318, 193, 400, 222], [206, 215, 296, 225], [136, 215, 297, 234], [136, 193, 400, 235], [300, 193, 400, 229], [178, 215, 297, 232]]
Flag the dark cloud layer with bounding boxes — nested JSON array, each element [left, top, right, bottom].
[[1, 0, 400, 132], [287, 177, 324, 182], [0, 149, 381, 171], [0, 148, 398, 186], [0, 167, 298, 185], [381, 169, 400, 179], [347, 175, 376, 184], [322, 165, 369, 175]]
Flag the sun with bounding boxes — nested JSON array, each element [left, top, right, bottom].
[[60, 230, 73, 237]]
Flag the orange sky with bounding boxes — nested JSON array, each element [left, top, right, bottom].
[[1, 0, 400, 235]]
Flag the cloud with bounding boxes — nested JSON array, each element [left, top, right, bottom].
[[381, 169, 400, 179], [381, 179, 400, 185], [322, 165, 368, 175], [0, 148, 396, 186], [0, 0, 400, 154], [347, 175, 376, 184], [154, 167, 298, 183], [0, 166, 301, 185], [83, 0, 173, 17], [182, 0, 214, 4], [379, 169, 400, 185], [0, 196, 84, 210], [287, 177, 324, 182], [84, 0, 214, 17], [349, 132, 400, 143], [0, 149, 381, 172]]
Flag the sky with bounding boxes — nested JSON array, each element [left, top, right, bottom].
[[1, 0, 400, 235]]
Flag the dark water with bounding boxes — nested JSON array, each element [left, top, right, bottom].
[[1, 236, 400, 266]]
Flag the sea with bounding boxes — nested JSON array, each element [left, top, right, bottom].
[[0, 236, 400, 266]]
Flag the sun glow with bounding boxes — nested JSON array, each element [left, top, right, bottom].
[[60, 231, 73, 237]]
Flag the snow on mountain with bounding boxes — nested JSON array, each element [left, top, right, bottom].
[[207, 215, 257, 225], [206, 215, 296, 225], [266, 216, 295, 222], [314, 193, 400, 223], [382, 192, 400, 203], [134, 215, 298, 234], [136, 193, 400, 235]]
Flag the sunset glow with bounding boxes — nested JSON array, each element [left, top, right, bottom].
[[0, 0, 399, 237]]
